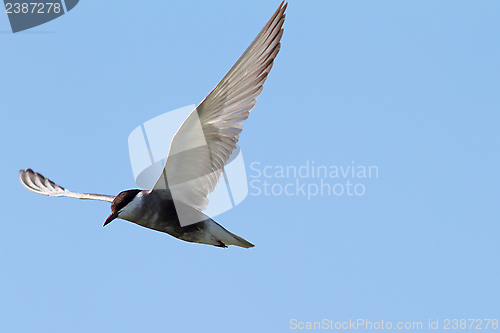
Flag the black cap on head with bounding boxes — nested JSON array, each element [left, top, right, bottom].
[[104, 189, 141, 226], [111, 189, 141, 213]]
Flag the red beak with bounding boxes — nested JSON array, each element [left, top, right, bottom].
[[103, 212, 119, 227]]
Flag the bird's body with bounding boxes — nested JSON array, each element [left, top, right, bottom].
[[19, 2, 286, 248], [114, 189, 254, 248]]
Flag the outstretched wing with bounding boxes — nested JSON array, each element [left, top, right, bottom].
[[153, 2, 287, 212], [19, 169, 115, 203]]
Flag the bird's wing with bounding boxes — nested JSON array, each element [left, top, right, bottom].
[[19, 169, 115, 203], [153, 2, 286, 211]]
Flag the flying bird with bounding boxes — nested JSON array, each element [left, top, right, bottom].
[[19, 2, 286, 248]]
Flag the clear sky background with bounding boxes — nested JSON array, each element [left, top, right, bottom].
[[1, 1, 499, 332]]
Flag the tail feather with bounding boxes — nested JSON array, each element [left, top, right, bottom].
[[227, 231, 255, 248], [204, 219, 255, 248]]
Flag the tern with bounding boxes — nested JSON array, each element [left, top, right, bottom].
[[19, 2, 286, 248]]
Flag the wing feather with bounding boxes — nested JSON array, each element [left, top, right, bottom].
[[19, 169, 115, 203], [153, 2, 286, 211]]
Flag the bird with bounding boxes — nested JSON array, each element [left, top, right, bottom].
[[19, 2, 286, 248]]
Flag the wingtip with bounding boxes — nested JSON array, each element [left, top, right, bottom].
[[18, 169, 26, 184], [278, 1, 288, 16], [19, 168, 68, 195], [274, 1, 287, 19], [19, 168, 32, 182], [19, 168, 38, 193], [20, 168, 37, 180]]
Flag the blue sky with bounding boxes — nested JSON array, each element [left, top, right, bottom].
[[1, 1, 499, 332]]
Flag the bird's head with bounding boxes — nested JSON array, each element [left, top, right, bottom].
[[104, 189, 142, 226]]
